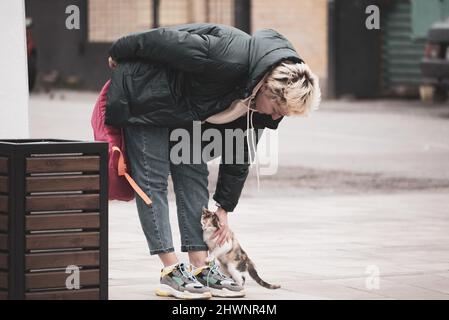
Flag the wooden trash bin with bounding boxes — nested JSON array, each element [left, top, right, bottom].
[[0, 139, 108, 300]]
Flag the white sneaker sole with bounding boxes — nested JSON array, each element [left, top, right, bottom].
[[209, 287, 246, 298], [155, 284, 212, 300]]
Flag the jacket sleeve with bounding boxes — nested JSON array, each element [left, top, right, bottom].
[[109, 27, 211, 74], [212, 114, 283, 212], [212, 128, 263, 213]]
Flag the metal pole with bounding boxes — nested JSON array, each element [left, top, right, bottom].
[[152, 0, 160, 28], [205, 0, 210, 23], [234, 0, 251, 33], [327, 0, 337, 99]]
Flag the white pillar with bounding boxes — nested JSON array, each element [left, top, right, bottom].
[[0, 0, 29, 139]]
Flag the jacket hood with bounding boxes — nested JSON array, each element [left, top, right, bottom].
[[247, 29, 303, 94]]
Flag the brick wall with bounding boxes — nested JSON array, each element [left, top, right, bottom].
[[87, 0, 327, 80], [88, 0, 234, 42], [88, 0, 152, 42], [252, 0, 327, 81]]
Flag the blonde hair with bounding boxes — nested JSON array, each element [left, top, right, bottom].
[[265, 61, 321, 116]]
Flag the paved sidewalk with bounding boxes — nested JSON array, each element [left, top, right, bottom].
[[108, 191, 449, 300], [110, 191, 449, 299]]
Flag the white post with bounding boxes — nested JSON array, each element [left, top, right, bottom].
[[0, 0, 29, 139]]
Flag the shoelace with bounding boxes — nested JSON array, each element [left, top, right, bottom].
[[178, 263, 198, 283], [205, 262, 229, 287]]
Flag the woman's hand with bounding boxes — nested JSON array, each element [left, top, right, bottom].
[[108, 56, 118, 69], [213, 207, 231, 246]]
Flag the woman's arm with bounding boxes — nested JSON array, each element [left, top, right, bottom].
[[108, 27, 210, 74], [212, 127, 264, 213], [212, 163, 250, 213], [212, 114, 283, 213], [213, 207, 231, 246]]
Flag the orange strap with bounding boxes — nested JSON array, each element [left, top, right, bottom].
[[112, 146, 152, 206]]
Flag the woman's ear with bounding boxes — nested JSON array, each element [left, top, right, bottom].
[[256, 84, 267, 99]]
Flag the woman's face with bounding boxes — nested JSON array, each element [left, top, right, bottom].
[[254, 85, 288, 120]]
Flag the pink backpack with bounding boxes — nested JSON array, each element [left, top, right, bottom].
[[91, 80, 152, 205]]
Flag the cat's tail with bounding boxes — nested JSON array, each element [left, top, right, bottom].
[[247, 260, 281, 290]]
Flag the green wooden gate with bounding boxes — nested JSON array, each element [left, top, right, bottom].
[[382, 0, 426, 94], [382, 0, 449, 94]]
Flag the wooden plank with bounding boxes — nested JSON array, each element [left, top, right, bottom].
[[26, 156, 100, 173], [26, 269, 99, 290], [26, 212, 99, 231], [0, 157, 7, 174], [0, 195, 7, 213], [26, 288, 100, 300], [0, 176, 7, 193], [0, 271, 7, 289], [0, 233, 7, 251], [0, 290, 7, 300], [27, 175, 100, 193], [26, 232, 99, 250], [0, 253, 7, 270], [0, 214, 7, 232], [26, 250, 99, 270], [26, 194, 99, 211]]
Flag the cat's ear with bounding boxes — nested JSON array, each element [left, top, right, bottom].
[[212, 214, 221, 229]]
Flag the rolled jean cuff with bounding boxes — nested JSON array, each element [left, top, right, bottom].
[[149, 247, 175, 255], [181, 244, 209, 252]]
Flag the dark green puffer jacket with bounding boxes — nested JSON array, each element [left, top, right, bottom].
[[106, 23, 302, 212]]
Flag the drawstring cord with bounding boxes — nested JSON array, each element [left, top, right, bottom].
[[245, 76, 267, 191], [246, 99, 253, 167], [246, 97, 261, 190], [250, 110, 260, 190]]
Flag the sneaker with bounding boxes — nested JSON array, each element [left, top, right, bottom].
[[194, 260, 246, 298], [155, 262, 212, 299]]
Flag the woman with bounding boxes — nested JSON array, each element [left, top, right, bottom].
[[106, 23, 320, 299]]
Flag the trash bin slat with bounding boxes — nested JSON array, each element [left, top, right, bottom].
[[0, 234, 7, 251], [26, 212, 100, 231], [0, 157, 7, 174], [0, 214, 7, 232], [26, 269, 99, 290], [26, 194, 99, 211], [0, 195, 7, 213], [26, 250, 99, 270], [26, 175, 100, 192], [26, 156, 100, 173], [26, 232, 99, 250], [25, 288, 99, 300], [0, 176, 7, 193], [0, 271, 7, 289], [0, 253, 7, 269]]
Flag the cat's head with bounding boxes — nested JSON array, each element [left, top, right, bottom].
[[201, 207, 220, 231]]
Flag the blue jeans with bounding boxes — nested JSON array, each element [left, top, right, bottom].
[[124, 125, 209, 255]]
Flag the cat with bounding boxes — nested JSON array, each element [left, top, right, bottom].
[[200, 207, 280, 289]]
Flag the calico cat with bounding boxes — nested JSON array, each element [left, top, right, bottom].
[[201, 207, 280, 289]]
